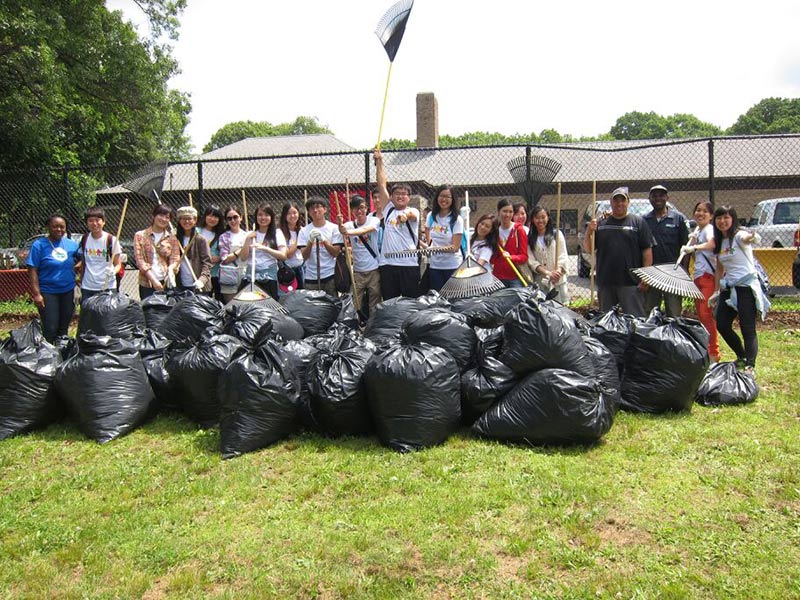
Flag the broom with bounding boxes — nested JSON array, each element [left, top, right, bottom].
[[374, 0, 415, 149], [439, 191, 506, 299]]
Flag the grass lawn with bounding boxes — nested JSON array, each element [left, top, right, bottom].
[[1, 324, 800, 598]]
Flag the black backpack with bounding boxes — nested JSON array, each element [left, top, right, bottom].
[[334, 252, 351, 293]]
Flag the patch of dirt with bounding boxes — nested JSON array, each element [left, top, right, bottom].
[[594, 517, 654, 548]]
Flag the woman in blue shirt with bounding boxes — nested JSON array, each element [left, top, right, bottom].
[[26, 214, 80, 342]]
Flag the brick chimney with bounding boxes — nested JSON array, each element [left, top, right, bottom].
[[416, 92, 438, 148]]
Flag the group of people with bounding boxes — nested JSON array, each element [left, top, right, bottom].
[[584, 185, 769, 377], [24, 155, 766, 378]]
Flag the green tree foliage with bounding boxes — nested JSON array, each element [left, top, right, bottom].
[[727, 97, 800, 135], [0, 0, 191, 170], [203, 117, 332, 152], [609, 111, 722, 140]]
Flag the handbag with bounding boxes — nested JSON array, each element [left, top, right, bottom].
[[219, 261, 243, 287]]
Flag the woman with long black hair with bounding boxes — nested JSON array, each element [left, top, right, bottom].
[[424, 184, 463, 291], [279, 201, 306, 290], [491, 198, 529, 288], [527, 205, 568, 302], [239, 203, 287, 300], [198, 205, 225, 301], [709, 205, 770, 378]]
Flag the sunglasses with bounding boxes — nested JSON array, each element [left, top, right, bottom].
[[226, 215, 241, 221]]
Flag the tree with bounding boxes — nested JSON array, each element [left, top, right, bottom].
[[609, 111, 669, 140], [727, 98, 800, 135], [0, 0, 191, 170], [203, 117, 332, 152]]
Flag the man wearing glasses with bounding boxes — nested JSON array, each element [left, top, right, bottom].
[[374, 148, 421, 299]]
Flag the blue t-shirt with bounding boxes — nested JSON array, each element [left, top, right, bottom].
[[26, 236, 79, 294]]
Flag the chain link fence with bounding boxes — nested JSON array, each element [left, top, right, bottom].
[[2, 135, 800, 304]]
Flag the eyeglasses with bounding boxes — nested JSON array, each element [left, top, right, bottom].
[[392, 191, 410, 196], [226, 215, 241, 221]]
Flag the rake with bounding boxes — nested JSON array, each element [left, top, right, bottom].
[[120, 160, 169, 202], [439, 191, 506, 299], [507, 155, 562, 207], [384, 247, 453, 259], [631, 226, 704, 300]]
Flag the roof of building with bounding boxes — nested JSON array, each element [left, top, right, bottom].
[[199, 134, 356, 159]]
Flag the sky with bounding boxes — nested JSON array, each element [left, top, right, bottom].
[[108, 0, 800, 155]]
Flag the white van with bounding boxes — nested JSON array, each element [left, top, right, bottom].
[[747, 197, 800, 248]]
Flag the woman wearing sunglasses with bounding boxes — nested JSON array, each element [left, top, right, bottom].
[[218, 206, 249, 303]]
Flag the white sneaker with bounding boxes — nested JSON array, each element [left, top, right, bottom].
[[744, 366, 755, 378]]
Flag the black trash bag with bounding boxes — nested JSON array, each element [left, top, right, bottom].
[[337, 294, 360, 330], [140, 290, 193, 331], [219, 337, 299, 458], [223, 303, 278, 346], [364, 342, 461, 452], [253, 312, 305, 343], [281, 339, 321, 432], [460, 347, 517, 425], [450, 286, 540, 328], [279, 289, 340, 337], [583, 336, 621, 413], [472, 368, 614, 445], [166, 330, 246, 427], [416, 290, 452, 309], [55, 334, 153, 443], [646, 306, 665, 325], [474, 326, 504, 358], [589, 306, 637, 377], [364, 296, 423, 343], [543, 299, 592, 336], [695, 362, 759, 406], [0, 320, 63, 440], [304, 323, 376, 354], [78, 292, 146, 338], [620, 318, 709, 413], [400, 308, 477, 372], [500, 297, 594, 378], [53, 335, 77, 361], [308, 345, 374, 437], [128, 328, 176, 413], [158, 294, 225, 343]]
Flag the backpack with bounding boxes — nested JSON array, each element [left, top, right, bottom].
[[334, 252, 352, 293]]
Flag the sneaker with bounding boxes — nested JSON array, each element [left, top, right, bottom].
[[743, 366, 755, 378]]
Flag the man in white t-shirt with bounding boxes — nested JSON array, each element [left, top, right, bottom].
[[339, 194, 381, 318], [374, 148, 421, 299], [77, 207, 122, 304], [298, 196, 343, 297]]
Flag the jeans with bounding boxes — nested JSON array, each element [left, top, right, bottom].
[[501, 279, 525, 289], [428, 268, 455, 291], [716, 286, 758, 368], [38, 290, 75, 342]]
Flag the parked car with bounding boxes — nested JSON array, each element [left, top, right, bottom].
[[747, 197, 800, 248], [577, 198, 687, 277]]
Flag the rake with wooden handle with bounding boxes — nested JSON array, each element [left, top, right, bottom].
[[101, 197, 128, 292]]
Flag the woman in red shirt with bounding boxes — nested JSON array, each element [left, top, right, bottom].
[[491, 198, 529, 288]]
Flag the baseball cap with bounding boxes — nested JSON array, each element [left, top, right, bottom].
[[649, 184, 668, 195], [277, 264, 298, 294], [611, 186, 629, 200]]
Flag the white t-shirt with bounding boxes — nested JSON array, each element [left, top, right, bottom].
[[428, 214, 463, 270], [471, 239, 494, 271], [718, 230, 756, 286], [344, 215, 380, 273], [297, 221, 343, 280], [250, 229, 287, 276], [692, 224, 716, 279], [380, 202, 420, 267], [81, 232, 122, 291], [150, 231, 166, 282], [179, 235, 195, 287], [498, 225, 513, 245], [284, 229, 304, 268]]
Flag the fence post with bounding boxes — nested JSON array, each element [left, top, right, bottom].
[[196, 160, 204, 206], [708, 139, 715, 205], [525, 145, 532, 209], [364, 151, 371, 209]]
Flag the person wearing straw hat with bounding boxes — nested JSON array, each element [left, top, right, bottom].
[[297, 196, 343, 297], [175, 206, 212, 294], [75, 207, 122, 304], [339, 194, 382, 318], [643, 184, 689, 317], [133, 204, 181, 300], [584, 186, 653, 316]]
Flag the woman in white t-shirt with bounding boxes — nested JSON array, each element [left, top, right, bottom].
[[709, 205, 770, 378], [240, 204, 287, 300], [425, 185, 464, 291], [526, 205, 568, 303], [680, 200, 720, 362], [279, 201, 306, 289], [218, 206, 249, 303], [470, 214, 498, 271]]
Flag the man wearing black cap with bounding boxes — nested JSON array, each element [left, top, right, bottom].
[[643, 184, 689, 317], [584, 186, 653, 316]]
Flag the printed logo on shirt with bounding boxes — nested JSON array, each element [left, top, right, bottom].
[[430, 223, 449, 234], [51, 247, 68, 262], [85, 247, 108, 259]]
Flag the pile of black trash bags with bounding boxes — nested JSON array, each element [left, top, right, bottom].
[[1, 287, 750, 456]]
